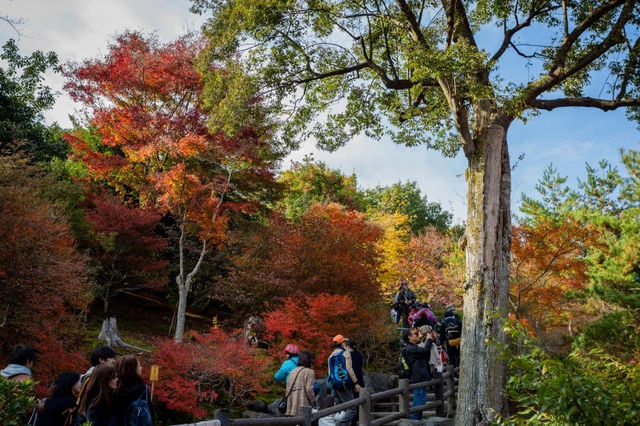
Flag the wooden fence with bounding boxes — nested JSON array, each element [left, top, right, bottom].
[[178, 364, 459, 426]]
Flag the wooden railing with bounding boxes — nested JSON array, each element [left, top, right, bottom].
[[182, 363, 459, 426]]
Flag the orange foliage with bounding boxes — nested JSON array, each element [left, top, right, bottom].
[[217, 203, 383, 317], [263, 293, 389, 371], [396, 227, 462, 308], [510, 217, 597, 327]]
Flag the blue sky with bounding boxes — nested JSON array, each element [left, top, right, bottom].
[[2, 0, 638, 222]]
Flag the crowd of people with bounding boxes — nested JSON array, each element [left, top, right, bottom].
[[274, 281, 462, 423], [1, 344, 151, 426]]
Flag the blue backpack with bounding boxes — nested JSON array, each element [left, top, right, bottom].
[[123, 386, 153, 426], [327, 350, 352, 390]]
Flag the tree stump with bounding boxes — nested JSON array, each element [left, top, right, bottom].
[[98, 317, 147, 352]]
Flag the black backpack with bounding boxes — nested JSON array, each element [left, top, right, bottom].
[[122, 386, 152, 426], [398, 351, 411, 379]]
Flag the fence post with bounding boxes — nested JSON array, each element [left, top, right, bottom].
[[398, 378, 410, 418], [214, 409, 230, 426], [435, 371, 445, 417], [358, 387, 371, 426], [446, 363, 456, 417], [301, 405, 312, 426]]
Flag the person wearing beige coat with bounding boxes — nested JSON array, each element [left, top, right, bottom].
[[285, 351, 316, 417]]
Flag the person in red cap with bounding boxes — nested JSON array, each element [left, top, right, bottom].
[[327, 335, 360, 425], [274, 343, 299, 384]]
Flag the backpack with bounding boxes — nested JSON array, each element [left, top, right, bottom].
[[123, 386, 152, 426], [398, 353, 411, 379], [327, 350, 352, 390], [444, 318, 461, 341]]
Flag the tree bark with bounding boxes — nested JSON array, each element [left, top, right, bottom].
[[98, 317, 147, 352], [456, 123, 511, 425], [174, 282, 189, 342]]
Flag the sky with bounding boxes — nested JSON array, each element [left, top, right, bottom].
[[2, 0, 639, 223]]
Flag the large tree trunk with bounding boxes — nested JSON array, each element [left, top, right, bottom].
[[456, 123, 511, 425]]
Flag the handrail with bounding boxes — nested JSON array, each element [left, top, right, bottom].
[[207, 362, 459, 426]]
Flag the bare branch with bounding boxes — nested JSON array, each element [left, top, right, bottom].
[[490, 2, 559, 63], [550, 0, 626, 74], [529, 96, 640, 111], [526, 0, 634, 101]]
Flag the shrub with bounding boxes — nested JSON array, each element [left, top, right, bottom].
[[500, 321, 640, 425], [153, 327, 269, 419], [0, 378, 35, 426]]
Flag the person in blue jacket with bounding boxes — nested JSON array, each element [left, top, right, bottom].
[[274, 343, 299, 384]]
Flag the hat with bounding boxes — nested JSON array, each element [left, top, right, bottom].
[[445, 304, 456, 312], [332, 334, 345, 344]]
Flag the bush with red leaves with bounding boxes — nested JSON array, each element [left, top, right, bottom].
[[152, 327, 269, 418]]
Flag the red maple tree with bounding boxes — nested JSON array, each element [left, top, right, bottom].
[[0, 155, 90, 391], [84, 193, 167, 313], [64, 31, 279, 341]]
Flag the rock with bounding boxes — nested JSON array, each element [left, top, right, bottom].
[[364, 372, 395, 393], [245, 399, 268, 413], [267, 399, 285, 416], [423, 417, 453, 426], [242, 411, 273, 418], [397, 420, 426, 426]]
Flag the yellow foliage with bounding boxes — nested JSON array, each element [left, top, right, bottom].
[[370, 212, 411, 298]]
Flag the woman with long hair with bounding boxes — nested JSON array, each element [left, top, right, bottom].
[[114, 355, 148, 419], [37, 371, 81, 426], [76, 364, 118, 426]]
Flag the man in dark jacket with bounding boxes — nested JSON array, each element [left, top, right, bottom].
[[401, 329, 433, 420], [394, 281, 416, 327], [440, 304, 462, 367]]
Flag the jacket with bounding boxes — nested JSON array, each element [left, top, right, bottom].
[[402, 340, 433, 383], [284, 366, 315, 416], [36, 394, 76, 426], [350, 350, 365, 388], [0, 363, 32, 382], [114, 379, 147, 421], [274, 356, 299, 383]]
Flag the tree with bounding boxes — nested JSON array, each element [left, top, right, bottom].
[[192, 0, 640, 420], [0, 155, 91, 387], [0, 39, 67, 162], [264, 293, 395, 370], [216, 203, 383, 318], [372, 212, 412, 297], [397, 227, 464, 307], [84, 194, 167, 313], [64, 32, 280, 341], [364, 181, 452, 234], [279, 156, 364, 218]]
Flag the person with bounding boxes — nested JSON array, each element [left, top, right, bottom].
[[328, 335, 360, 426], [81, 345, 117, 384], [274, 343, 299, 385], [114, 355, 149, 422], [284, 351, 316, 417], [344, 339, 364, 426], [36, 371, 81, 426], [344, 339, 365, 393], [394, 281, 416, 327], [401, 328, 433, 421], [76, 364, 119, 426], [1, 344, 37, 382], [440, 304, 462, 367], [409, 302, 439, 329]]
